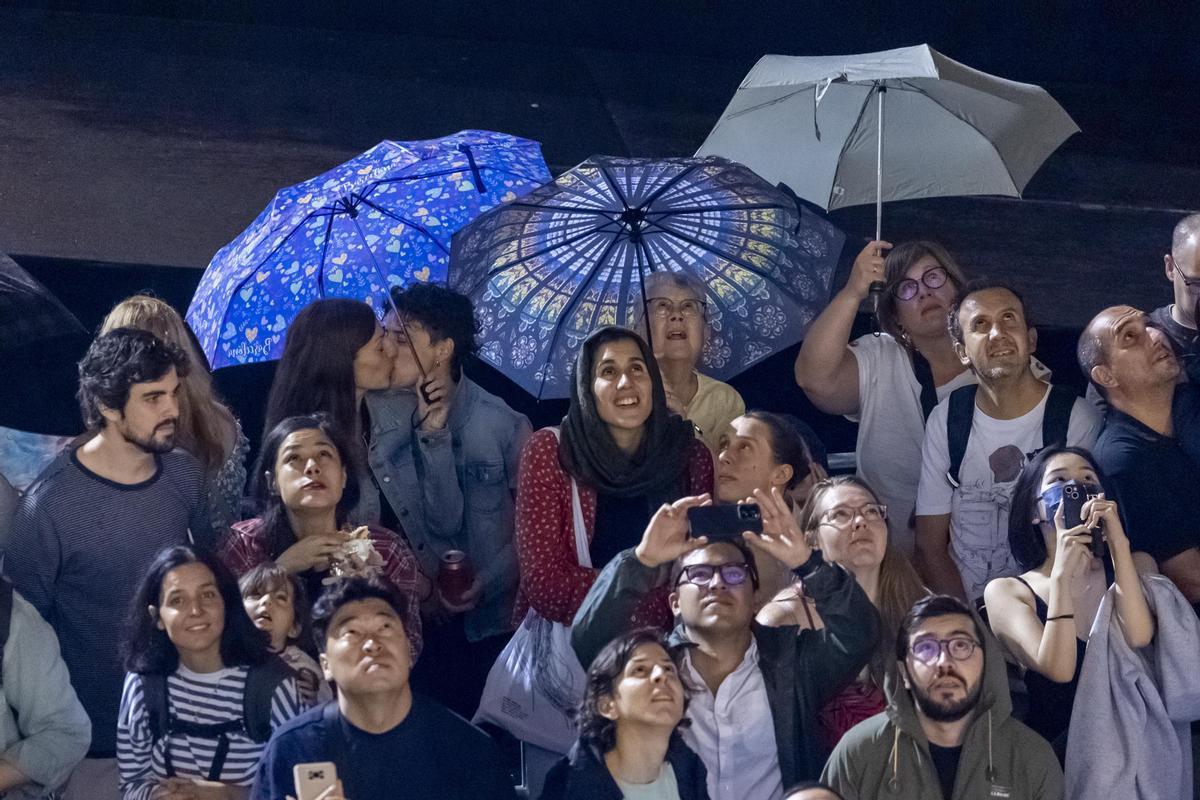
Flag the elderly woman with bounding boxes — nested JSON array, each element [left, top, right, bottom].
[[515, 326, 712, 630], [794, 241, 972, 556], [758, 475, 927, 752], [541, 629, 708, 800], [642, 271, 744, 453]]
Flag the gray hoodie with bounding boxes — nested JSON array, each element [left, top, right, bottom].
[[822, 609, 1063, 800]]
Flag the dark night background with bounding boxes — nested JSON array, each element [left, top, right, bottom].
[[2, 2, 1197, 459]]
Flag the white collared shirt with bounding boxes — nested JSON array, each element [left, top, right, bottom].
[[680, 638, 783, 800]]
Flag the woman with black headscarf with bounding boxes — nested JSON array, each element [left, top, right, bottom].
[[514, 326, 713, 628]]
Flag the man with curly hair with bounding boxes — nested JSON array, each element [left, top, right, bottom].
[[3, 327, 208, 800]]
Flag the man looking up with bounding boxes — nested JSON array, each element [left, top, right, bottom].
[[571, 488, 879, 798], [1082, 305, 1200, 610], [915, 282, 1101, 601], [3, 328, 208, 800], [822, 594, 1062, 799], [251, 577, 513, 800]]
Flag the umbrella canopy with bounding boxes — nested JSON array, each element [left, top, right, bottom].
[[696, 45, 1079, 215], [449, 154, 844, 399], [187, 130, 552, 369], [0, 252, 86, 353]]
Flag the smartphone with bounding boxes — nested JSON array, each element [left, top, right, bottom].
[[293, 762, 338, 800], [1061, 483, 1106, 558], [687, 503, 763, 540]]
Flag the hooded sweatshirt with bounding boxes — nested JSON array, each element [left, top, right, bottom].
[[821, 611, 1063, 800]]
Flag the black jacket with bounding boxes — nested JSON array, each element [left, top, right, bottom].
[[571, 549, 879, 785], [540, 735, 709, 800]]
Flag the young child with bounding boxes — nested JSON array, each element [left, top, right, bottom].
[[239, 562, 334, 706]]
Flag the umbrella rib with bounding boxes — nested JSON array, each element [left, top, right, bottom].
[[355, 196, 451, 256], [316, 211, 337, 296], [722, 86, 813, 121], [639, 163, 703, 209], [367, 164, 550, 191], [642, 202, 787, 216], [640, 220, 783, 283], [507, 201, 614, 216], [596, 164, 631, 212], [825, 85, 879, 211]]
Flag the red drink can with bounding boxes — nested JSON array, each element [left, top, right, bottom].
[[437, 550, 475, 606]]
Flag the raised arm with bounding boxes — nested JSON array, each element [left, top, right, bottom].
[[794, 240, 890, 415], [1089, 496, 1154, 648]]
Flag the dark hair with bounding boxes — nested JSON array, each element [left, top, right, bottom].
[[741, 411, 812, 490], [263, 298, 378, 463], [877, 241, 968, 345], [671, 538, 760, 591], [1077, 320, 1108, 399], [783, 782, 846, 800], [238, 562, 313, 652], [1007, 445, 1110, 571], [311, 576, 408, 654], [576, 629, 691, 756], [895, 594, 986, 662], [389, 283, 480, 381], [947, 280, 1030, 347], [78, 327, 190, 429], [252, 413, 361, 561], [122, 545, 269, 674]]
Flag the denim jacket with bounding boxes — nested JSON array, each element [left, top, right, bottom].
[[358, 379, 532, 641]]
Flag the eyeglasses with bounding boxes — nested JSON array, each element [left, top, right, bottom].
[[675, 563, 753, 588], [890, 266, 949, 301], [1168, 256, 1200, 289], [909, 636, 981, 665], [646, 297, 707, 318], [819, 503, 887, 528]]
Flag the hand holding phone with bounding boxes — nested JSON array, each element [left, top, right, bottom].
[[293, 762, 340, 800], [686, 503, 763, 540], [1061, 483, 1106, 559]]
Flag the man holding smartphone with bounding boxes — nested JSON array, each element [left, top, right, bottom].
[[570, 488, 879, 799]]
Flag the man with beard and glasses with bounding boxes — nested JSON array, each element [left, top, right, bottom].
[[822, 595, 1062, 800], [3, 328, 208, 800]]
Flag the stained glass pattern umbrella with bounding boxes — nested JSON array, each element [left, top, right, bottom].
[[186, 130, 552, 369], [449, 154, 844, 399]]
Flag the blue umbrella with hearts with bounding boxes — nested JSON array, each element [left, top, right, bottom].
[[186, 130, 552, 368]]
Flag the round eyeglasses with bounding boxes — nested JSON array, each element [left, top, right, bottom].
[[890, 266, 949, 301], [646, 297, 707, 318], [909, 636, 981, 665], [819, 503, 887, 529], [675, 563, 752, 588]]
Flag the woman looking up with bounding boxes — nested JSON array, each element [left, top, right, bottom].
[[541, 629, 709, 800], [515, 326, 713, 629], [983, 445, 1154, 757], [101, 294, 247, 544], [794, 241, 972, 556]]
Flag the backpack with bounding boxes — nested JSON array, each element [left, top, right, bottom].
[[142, 655, 294, 780], [944, 383, 1077, 488]]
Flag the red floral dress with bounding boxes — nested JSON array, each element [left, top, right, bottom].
[[513, 428, 714, 627]]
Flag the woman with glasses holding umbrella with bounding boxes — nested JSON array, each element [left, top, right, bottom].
[[794, 240, 973, 557]]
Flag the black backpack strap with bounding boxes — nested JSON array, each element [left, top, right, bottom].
[[0, 578, 12, 676], [1041, 384, 1076, 449], [911, 351, 939, 422], [945, 385, 979, 488], [163, 717, 244, 781], [242, 656, 295, 743]]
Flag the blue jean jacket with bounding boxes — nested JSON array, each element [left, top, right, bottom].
[[357, 379, 531, 641]]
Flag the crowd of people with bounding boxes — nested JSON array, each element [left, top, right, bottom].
[[0, 212, 1197, 800]]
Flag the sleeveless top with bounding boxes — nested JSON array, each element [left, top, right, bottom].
[[1014, 575, 1086, 753]]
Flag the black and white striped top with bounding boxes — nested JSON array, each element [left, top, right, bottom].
[[117, 665, 304, 800]]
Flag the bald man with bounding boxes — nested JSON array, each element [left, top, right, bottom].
[[1082, 305, 1200, 611], [1154, 213, 1200, 363]]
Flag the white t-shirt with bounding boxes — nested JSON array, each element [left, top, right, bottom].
[[915, 383, 1103, 600], [848, 333, 976, 556], [614, 762, 682, 800]]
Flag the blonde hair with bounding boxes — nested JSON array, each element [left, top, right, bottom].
[[100, 295, 232, 468], [799, 475, 927, 684]]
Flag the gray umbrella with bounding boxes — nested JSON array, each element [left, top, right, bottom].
[[696, 44, 1080, 242], [0, 253, 86, 353]]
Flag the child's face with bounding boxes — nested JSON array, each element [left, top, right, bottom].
[[243, 582, 299, 652]]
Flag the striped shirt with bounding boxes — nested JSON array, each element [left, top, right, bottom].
[[3, 447, 208, 754], [117, 665, 304, 800]]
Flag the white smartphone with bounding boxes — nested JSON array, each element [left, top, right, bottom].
[[293, 761, 339, 800]]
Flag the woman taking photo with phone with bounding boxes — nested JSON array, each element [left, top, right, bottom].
[[541, 629, 708, 800], [982, 445, 1155, 755]]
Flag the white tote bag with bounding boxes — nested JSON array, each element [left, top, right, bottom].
[[473, 430, 590, 754]]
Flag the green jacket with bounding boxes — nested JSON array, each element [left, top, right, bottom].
[[821, 610, 1063, 800], [571, 549, 879, 785]]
